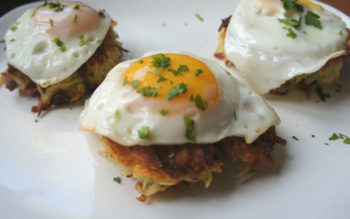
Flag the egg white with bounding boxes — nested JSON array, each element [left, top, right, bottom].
[[79, 51, 280, 146], [224, 0, 348, 94], [5, 6, 110, 88]]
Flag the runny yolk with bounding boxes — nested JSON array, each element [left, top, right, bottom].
[[32, 1, 102, 38], [122, 53, 221, 114], [298, 0, 322, 10]]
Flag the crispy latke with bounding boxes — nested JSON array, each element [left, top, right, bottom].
[[3, 23, 123, 116], [101, 126, 286, 201]]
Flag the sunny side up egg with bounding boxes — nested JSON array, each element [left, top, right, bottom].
[[80, 52, 280, 146], [224, 0, 349, 94], [5, 1, 110, 88]]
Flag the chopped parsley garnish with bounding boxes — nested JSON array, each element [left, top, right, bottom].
[[339, 30, 344, 36], [79, 35, 88, 46], [311, 134, 315, 138], [50, 19, 54, 26], [97, 39, 103, 44], [123, 77, 129, 85], [138, 59, 144, 64], [194, 13, 204, 22], [138, 126, 150, 139], [169, 65, 189, 76], [113, 177, 121, 184], [72, 14, 78, 23], [281, 0, 304, 13], [157, 76, 167, 83], [315, 85, 330, 102], [137, 86, 159, 97], [233, 110, 237, 120], [44, 0, 66, 12], [189, 94, 208, 111], [225, 71, 231, 76], [151, 53, 171, 69], [292, 136, 299, 141], [166, 153, 175, 161], [184, 116, 196, 143], [248, 169, 258, 174], [169, 80, 173, 85], [73, 4, 80, 10], [162, 23, 166, 27], [34, 119, 38, 123], [115, 109, 120, 119], [194, 69, 204, 77], [150, 68, 163, 76], [329, 133, 350, 145], [305, 10, 322, 29], [324, 143, 329, 146], [10, 38, 15, 42], [10, 26, 17, 31], [166, 83, 187, 100], [130, 80, 140, 89], [53, 37, 66, 52], [159, 109, 169, 115], [278, 17, 302, 29], [283, 27, 297, 39]]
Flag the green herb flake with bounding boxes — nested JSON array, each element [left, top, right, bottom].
[[194, 69, 204, 77], [79, 34, 89, 47], [53, 37, 66, 52], [315, 85, 330, 102], [151, 53, 171, 69], [150, 68, 163, 76], [281, 0, 304, 12], [305, 10, 322, 29], [169, 65, 189, 76], [72, 14, 78, 23], [130, 80, 141, 89], [138, 126, 150, 139], [10, 26, 17, 31], [292, 136, 299, 141], [311, 134, 315, 138], [157, 76, 168, 83], [10, 38, 15, 42], [34, 119, 38, 123], [278, 17, 302, 29], [123, 77, 129, 86], [166, 83, 187, 100], [344, 138, 350, 144], [248, 169, 258, 174], [162, 23, 166, 27], [166, 153, 175, 161], [283, 27, 297, 39], [169, 80, 173, 85], [73, 4, 80, 10], [189, 94, 208, 111], [45, 1, 66, 12], [184, 116, 196, 143], [113, 177, 121, 184], [194, 13, 204, 22], [339, 30, 344, 36], [97, 39, 103, 44], [137, 86, 159, 97], [225, 71, 231, 76], [49, 19, 54, 26], [138, 59, 144, 64], [329, 133, 339, 141], [324, 143, 329, 146], [115, 109, 120, 119], [233, 110, 237, 120], [159, 109, 169, 115]]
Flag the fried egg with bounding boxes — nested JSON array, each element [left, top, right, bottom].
[[5, 1, 111, 88], [80, 52, 280, 146], [224, 0, 349, 94]]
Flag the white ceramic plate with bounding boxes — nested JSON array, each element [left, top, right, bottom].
[[0, 1, 350, 219]]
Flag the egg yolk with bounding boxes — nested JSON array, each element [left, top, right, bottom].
[[123, 53, 221, 114], [32, 1, 102, 38]]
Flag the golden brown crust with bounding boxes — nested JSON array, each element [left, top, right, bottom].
[[102, 126, 286, 201], [3, 25, 123, 116]]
